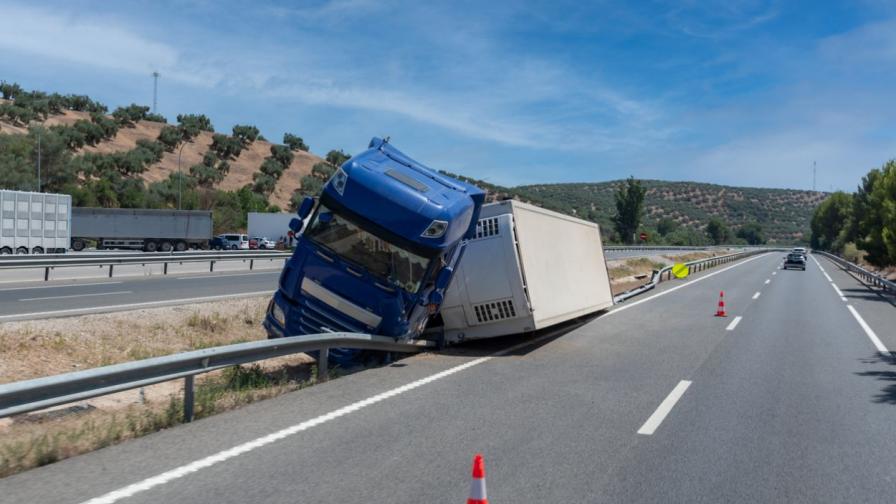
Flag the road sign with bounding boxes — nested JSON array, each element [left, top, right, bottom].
[[672, 263, 689, 279], [639, 232, 648, 241]]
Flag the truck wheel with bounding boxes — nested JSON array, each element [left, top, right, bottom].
[[0, 247, 11, 255], [144, 241, 159, 253], [15, 247, 28, 255], [160, 241, 173, 252], [71, 239, 86, 251], [32, 247, 44, 254], [174, 241, 187, 252]]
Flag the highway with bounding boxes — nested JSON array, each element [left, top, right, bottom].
[[0, 271, 279, 321], [2, 252, 895, 503]]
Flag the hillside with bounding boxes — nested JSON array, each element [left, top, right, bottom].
[[445, 174, 826, 244], [0, 103, 320, 210]]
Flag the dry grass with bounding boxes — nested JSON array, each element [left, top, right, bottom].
[[0, 297, 270, 384], [0, 364, 316, 477]]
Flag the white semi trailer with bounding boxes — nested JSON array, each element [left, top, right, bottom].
[[435, 199, 614, 343], [0, 190, 71, 254]]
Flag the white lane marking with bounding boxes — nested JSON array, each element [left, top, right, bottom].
[[810, 255, 823, 267], [847, 305, 890, 355], [637, 380, 692, 435], [176, 272, 275, 280], [609, 253, 771, 316], [726, 316, 743, 331], [19, 290, 131, 302], [0, 281, 122, 292], [764, 279, 770, 284], [752, 292, 761, 300], [823, 272, 833, 282], [0, 291, 273, 321], [831, 283, 845, 299], [78, 329, 565, 504], [772, 272, 777, 276]]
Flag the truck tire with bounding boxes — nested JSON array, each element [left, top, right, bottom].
[[174, 241, 187, 252], [0, 247, 11, 255], [144, 241, 159, 253], [71, 239, 86, 251], [15, 247, 28, 255], [160, 241, 173, 252], [32, 247, 44, 254]]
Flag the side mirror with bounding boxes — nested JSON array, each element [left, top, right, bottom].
[[297, 197, 314, 219], [435, 266, 453, 290], [288, 218, 303, 233], [427, 290, 444, 306]]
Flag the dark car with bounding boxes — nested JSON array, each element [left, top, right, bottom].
[[783, 253, 806, 270], [209, 236, 226, 250]]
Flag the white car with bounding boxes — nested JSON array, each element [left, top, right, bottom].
[[253, 237, 277, 249]]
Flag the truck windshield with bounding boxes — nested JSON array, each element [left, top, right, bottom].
[[304, 204, 431, 293]]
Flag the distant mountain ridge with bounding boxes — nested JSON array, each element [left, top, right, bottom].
[[443, 174, 826, 244]]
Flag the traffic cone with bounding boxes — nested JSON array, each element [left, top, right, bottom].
[[467, 454, 488, 504], [715, 291, 727, 317]]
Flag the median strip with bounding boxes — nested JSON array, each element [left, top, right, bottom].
[[637, 380, 692, 435]]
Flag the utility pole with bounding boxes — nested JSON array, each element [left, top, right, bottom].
[[152, 71, 160, 113], [812, 161, 816, 192]]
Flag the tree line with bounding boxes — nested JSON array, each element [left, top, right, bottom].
[[810, 160, 896, 267], [612, 177, 765, 245]]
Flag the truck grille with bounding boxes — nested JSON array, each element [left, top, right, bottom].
[[474, 217, 500, 239], [472, 299, 517, 323], [291, 294, 368, 335]]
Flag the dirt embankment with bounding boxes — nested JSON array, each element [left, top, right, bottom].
[[606, 250, 724, 295]]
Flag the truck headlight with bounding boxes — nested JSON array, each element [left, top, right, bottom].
[[330, 167, 348, 196], [271, 302, 286, 327], [421, 220, 448, 238]]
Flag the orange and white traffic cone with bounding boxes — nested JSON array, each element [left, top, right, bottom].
[[467, 454, 488, 504], [715, 291, 727, 317]]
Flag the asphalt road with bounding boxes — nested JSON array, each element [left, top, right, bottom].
[[2, 252, 895, 503], [0, 270, 279, 321]]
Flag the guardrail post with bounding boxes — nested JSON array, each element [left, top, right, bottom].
[[317, 347, 329, 383], [210, 260, 215, 273], [108, 264, 114, 278], [44, 266, 49, 281], [163, 262, 168, 275], [250, 259, 254, 271], [184, 375, 195, 423]]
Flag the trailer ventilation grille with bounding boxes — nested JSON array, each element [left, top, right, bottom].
[[473, 299, 517, 324], [474, 218, 500, 239]]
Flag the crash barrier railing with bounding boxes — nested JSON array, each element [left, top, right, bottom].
[[613, 248, 786, 303], [0, 333, 435, 422], [813, 251, 896, 295], [0, 251, 292, 281]]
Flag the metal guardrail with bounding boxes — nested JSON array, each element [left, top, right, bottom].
[[0, 333, 435, 422], [813, 251, 896, 294], [0, 251, 292, 281], [613, 248, 784, 303]]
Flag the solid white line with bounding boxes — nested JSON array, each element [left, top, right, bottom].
[[0, 291, 274, 321], [19, 291, 131, 302], [608, 253, 771, 317], [752, 292, 761, 300], [847, 305, 889, 355], [823, 272, 833, 282], [764, 279, 770, 284], [78, 328, 564, 504], [0, 281, 122, 292], [810, 255, 823, 268], [637, 380, 692, 435], [726, 316, 743, 331], [772, 271, 777, 276], [176, 272, 275, 280]]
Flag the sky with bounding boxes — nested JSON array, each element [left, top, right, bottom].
[[0, 0, 894, 191]]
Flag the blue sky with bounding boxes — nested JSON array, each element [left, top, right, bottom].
[[1, 0, 894, 191]]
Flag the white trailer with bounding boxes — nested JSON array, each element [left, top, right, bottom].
[[437, 200, 614, 343], [248, 212, 296, 244], [0, 190, 71, 254]]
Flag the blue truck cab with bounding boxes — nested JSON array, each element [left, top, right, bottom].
[[263, 138, 485, 354]]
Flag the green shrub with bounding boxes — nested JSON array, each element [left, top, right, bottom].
[[283, 133, 309, 151]]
